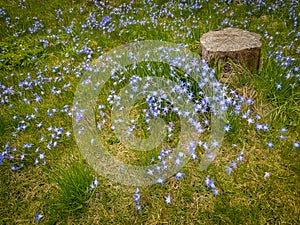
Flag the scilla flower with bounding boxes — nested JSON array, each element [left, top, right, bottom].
[[164, 194, 172, 205], [35, 212, 43, 222]]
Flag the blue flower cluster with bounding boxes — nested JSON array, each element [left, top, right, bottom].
[[225, 152, 244, 176], [134, 187, 142, 213], [0, 0, 299, 219]]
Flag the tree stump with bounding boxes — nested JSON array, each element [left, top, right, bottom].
[[200, 27, 262, 73]]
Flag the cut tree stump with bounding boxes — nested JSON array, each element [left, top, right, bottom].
[[200, 27, 262, 73]]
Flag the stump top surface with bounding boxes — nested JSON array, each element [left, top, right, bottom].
[[200, 27, 262, 52]]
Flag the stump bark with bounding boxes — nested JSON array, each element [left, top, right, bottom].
[[200, 27, 262, 73]]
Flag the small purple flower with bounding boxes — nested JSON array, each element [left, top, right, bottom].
[[293, 141, 300, 148]]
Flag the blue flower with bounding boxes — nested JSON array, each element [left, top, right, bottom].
[[212, 189, 219, 196], [164, 194, 172, 205], [205, 175, 219, 195], [280, 127, 288, 133], [133, 187, 142, 213], [65, 130, 71, 138], [255, 123, 263, 130], [230, 160, 237, 169], [100, 16, 111, 26], [226, 166, 233, 175], [293, 141, 300, 148], [224, 124, 231, 132], [237, 153, 244, 162], [0, 152, 3, 165], [20, 152, 25, 161], [156, 177, 165, 185], [147, 169, 154, 176], [135, 204, 142, 214], [10, 163, 23, 171], [262, 124, 269, 131], [266, 141, 274, 148], [245, 98, 254, 104], [0, 8, 6, 15], [275, 82, 282, 90], [174, 171, 184, 180], [133, 192, 140, 203], [205, 175, 216, 189], [35, 212, 43, 222], [133, 187, 140, 203], [278, 134, 287, 140], [89, 177, 99, 192], [174, 157, 182, 167]]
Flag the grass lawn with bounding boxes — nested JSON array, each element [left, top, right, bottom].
[[0, 0, 299, 224]]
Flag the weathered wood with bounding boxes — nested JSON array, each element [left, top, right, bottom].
[[200, 27, 262, 72]]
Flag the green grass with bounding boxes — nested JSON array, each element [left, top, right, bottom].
[[0, 0, 299, 224]]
